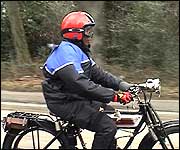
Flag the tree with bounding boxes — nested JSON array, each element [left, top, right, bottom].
[[6, 1, 32, 64]]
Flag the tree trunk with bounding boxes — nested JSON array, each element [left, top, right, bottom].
[[6, 1, 32, 64]]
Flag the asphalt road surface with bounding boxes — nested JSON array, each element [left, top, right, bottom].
[[1, 90, 179, 112]]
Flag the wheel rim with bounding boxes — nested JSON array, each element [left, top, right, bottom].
[[13, 127, 62, 149], [152, 132, 179, 149]]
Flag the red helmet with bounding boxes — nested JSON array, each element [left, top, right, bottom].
[[60, 11, 95, 40]]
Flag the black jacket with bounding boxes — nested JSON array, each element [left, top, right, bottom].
[[42, 40, 130, 104]]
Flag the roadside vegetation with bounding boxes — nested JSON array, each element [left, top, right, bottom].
[[1, 1, 179, 99]]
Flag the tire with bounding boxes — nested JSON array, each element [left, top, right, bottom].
[[3, 126, 71, 149], [139, 126, 179, 149], [2, 129, 21, 149]]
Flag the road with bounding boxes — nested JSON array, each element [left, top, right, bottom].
[[1, 90, 179, 149], [1, 90, 179, 112]]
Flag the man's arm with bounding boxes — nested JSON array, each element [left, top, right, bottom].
[[90, 64, 131, 91], [54, 64, 115, 103]]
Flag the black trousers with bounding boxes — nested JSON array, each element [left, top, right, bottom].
[[47, 100, 117, 149]]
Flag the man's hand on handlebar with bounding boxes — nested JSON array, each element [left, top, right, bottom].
[[113, 91, 133, 105], [113, 78, 161, 105]]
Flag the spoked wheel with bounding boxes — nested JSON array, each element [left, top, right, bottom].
[[152, 126, 179, 149], [139, 126, 179, 149], [12, 127, 65, 149]]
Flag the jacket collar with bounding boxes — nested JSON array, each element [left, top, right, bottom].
[[62, 38, 91, 55]]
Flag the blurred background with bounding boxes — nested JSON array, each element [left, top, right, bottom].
[[1, 1, 179, 99]]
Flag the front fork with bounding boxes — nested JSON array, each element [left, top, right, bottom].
[[145, 102, 174, 149]]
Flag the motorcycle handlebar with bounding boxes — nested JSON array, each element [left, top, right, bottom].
[[130, 78, 161, 96]]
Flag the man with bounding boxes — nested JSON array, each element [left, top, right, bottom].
[[42, 11, 133, 149]]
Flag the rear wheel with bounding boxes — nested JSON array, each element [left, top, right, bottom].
[[2, 129, 20, 149], [5, 126, 67, 149]]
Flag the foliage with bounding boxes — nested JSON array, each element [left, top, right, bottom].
[[1, 1, 179, 83], [101, 1, 179, 77], [1, 1, 76, 62], [1, 2, 14, 61]]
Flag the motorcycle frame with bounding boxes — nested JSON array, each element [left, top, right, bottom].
[[115, 91, 175, 149]]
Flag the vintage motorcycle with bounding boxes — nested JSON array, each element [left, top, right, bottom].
[[2, 78, 179, 149]]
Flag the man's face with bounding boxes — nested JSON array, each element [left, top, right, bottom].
[[82, 26, 94, 46]]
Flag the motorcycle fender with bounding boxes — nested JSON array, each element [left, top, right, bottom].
[[31, 119, 56, 132], [161, 119, 179, 128], [138, 119, 179, 149]]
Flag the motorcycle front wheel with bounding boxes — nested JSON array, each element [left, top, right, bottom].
[[139, 125, 179, 149]]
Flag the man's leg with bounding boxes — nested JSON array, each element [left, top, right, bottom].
[[47, 101, 117, 149], [86, 112, 117, 149], [70, 101, 117, 149]]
